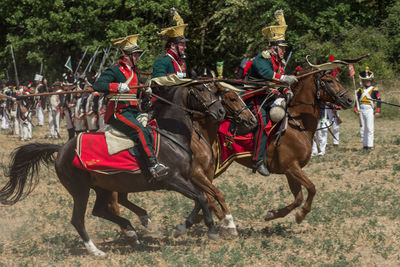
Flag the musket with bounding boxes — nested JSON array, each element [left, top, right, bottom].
[[11, 89, 94, 98], [74, 46, 89, 77], [368, 98, 400, 108], [88, 45, 101, 73], [81, 46, 100, 79], [10, 44, 19, 89], [40, 62, 43, 75], [96, 45, 111, 79]]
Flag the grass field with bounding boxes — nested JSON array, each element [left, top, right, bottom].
[[0, 92, 399, 266]]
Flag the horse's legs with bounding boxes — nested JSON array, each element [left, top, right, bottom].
[[117, 192, 151, 227], [116, 192, 160, 236], [69, 183, 105, 256], [166, 176, 219, 240], [92, 189, 138, 240], [189, 173, 237, 235], [265, 163, 315, 223], [265, 174, 303, 221]]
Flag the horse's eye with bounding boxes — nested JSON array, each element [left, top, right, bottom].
[[229, 97, 237, 102]]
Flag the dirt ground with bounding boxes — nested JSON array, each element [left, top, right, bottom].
[[0, 97, 399, 266]]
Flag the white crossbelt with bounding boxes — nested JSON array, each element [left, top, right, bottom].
[[359, 86, 374, 106]]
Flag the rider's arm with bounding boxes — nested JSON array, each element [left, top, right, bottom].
[[152, 56, 172, 78], [93, 67, 120, 94]]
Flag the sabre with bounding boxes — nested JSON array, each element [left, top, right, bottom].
[[283, 50, 292, 71]]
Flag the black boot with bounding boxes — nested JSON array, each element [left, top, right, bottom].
[[255, 160, 270, 176], [148, 156, 169, 181]]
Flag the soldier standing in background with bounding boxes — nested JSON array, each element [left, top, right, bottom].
[[354, 67, 381, 150], [48, 82, 64, 139], [34, 74, 46, 127]]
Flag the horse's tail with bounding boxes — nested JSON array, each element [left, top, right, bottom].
[[0, 143, 61, 205]]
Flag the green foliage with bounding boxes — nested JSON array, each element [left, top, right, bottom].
[[0, 0, 399, 82]]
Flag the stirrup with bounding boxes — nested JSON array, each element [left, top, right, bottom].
[[149, 163, 169, 181], [255, 160, 270, 176]]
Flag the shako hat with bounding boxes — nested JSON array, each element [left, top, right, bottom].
[[262, 10, 288, 47], [359, 66, 374, 80], [159, 8, 189, 43], [111, 34, 143, 55]]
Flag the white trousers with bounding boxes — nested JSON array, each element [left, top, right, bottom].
[[1, 109, 9, 129], [36, 105, 44, 126], [327, 110, 339, 145], [20, 118, 32, 141], [359, 104, 374, 148], [49, 109, 61, 138], [10, 110, 19, 135], [312, 120, 328, 156]]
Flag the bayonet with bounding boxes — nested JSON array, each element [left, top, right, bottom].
[[10, 44, 19, 89], [74, 46, 89, 77]]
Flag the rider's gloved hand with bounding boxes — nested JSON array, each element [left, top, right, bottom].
[[144, 87, 152, 95], [118, 83, 130, 93], [281, 75, 298, 86], [286, 90, 294, 102]]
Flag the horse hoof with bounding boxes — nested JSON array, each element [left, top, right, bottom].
[[93, 250, 106, 257], [295, 212, 304, 224], [264, 211, 275, 221], [125, 229, 138, 239], [220, 227, 238, 238], [207, 231, 219, 241], [173, 224, 187, 238]]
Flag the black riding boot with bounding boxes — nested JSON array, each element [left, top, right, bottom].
[[254, 160, 270, 176], [147, 155, 169, 181]]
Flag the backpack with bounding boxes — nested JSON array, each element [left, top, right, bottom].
[[234, 57, 253, 79]]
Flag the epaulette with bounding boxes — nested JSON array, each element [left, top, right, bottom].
[[261, 50, 271, 59], [373, 87, 379, 91]]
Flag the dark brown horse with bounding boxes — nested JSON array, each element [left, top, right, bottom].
[[104, 82, 258, 237], [0, 84, 227, 257]]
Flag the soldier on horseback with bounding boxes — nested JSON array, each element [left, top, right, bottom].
[[93, 34, 169, 180], [152, 8, 188, 79], [244, 10, 297, 176]]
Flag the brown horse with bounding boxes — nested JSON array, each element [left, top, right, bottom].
[[0, 84, 227, 257], [194, 70, 355, 231], [98, 82, 257, 237]]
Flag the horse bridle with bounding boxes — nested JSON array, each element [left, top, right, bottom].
[[188, 83, 221, 116], [218, 88, 249, 123]]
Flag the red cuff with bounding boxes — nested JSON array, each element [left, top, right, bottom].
[[109, 83, 119, 93], [376, 108, 380, 113], [273, 72, 283, 80], [354, 107, 358, 113]]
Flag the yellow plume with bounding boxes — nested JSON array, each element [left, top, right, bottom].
[[274, 9, 286, 26], [171, 7, 184, 26]]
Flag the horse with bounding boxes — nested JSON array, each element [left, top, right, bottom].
[[188, 69, 354, 229], [0, 84, 227, 257], [101, 82, 258, 237]]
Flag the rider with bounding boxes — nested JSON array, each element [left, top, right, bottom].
[[354, 66, 381, 150], [245, 10, 297, 176], [93, 34, 169, 180], [152, 8, 188, 79]]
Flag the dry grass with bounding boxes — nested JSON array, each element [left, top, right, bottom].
[[0, 100, 399, 266]]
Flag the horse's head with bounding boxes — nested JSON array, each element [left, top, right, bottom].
[[187, 83, 226, 122], [211, 82, 257, 134], [294, 71, 354, 109], [314, 72, 354, 109]]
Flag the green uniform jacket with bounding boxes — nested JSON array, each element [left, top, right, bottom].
[[152, 55, 176, 78], [248, 51, 285, 81]]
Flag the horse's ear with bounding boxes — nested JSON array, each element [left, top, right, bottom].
[[190, 68, 198, 79]]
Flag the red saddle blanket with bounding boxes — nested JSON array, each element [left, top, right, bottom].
[[215, 119, 276, 176], [72, 121, 160, 174]]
